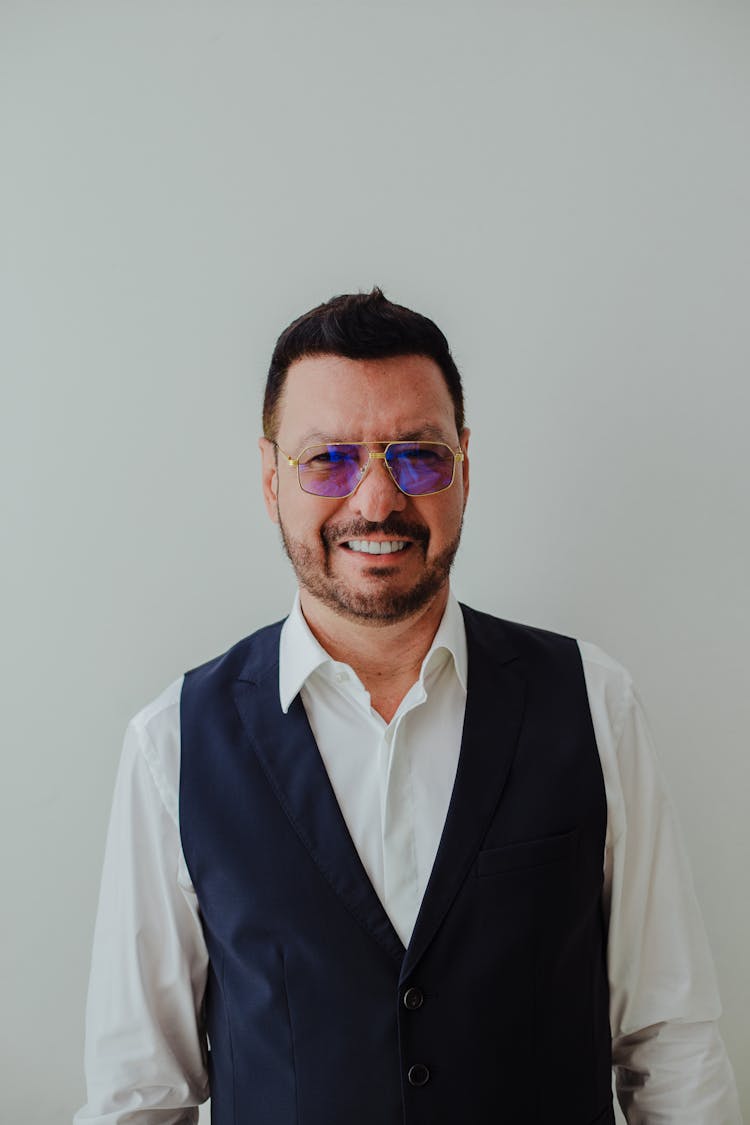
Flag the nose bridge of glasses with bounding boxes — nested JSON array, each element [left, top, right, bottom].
[[358, 447, 398, 489]]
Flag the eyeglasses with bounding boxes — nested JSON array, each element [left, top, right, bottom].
[[275, 440, 465, 499]]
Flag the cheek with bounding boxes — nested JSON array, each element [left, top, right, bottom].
[[424, 496, 463, 541], [277, 491, 330, 540]]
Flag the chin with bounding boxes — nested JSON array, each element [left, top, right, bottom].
[[280, 519, 462, 625]]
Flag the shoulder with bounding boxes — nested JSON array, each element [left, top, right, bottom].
[[184, 617, 287, 691], [460, 602, 583, 670], [460, 603, 634, 735], [459, 601, 582, 652], [133, 617, 287, 725], [122, 618, 286, 806]]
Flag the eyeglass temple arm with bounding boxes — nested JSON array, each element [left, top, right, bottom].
[[272, 444, 300, 467]]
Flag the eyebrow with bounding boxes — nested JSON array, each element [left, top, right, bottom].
[[293, 425, 455, 448], [398, 426, 454, 442]]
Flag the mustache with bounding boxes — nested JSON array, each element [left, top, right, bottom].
[[322, 518, 429, 548]]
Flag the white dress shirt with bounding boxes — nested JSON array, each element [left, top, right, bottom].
[[75, 593, 742, 1124]]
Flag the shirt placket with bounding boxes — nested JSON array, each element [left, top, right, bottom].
[[380, 711, 420, 947]]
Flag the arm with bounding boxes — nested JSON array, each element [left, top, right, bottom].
[[75, 682, 209, 1124], [582, 645, 743, 1124]]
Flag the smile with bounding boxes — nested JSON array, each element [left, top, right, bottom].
[[344, 540, 409, 555]]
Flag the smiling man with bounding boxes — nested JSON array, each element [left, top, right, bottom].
[[76, 290, 741, 1124], [259, 350, 469, 723]]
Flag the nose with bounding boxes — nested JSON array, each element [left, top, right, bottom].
[[347, 453, 407, 522]]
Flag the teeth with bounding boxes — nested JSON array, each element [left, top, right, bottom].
[[346, 540, 408, 554]]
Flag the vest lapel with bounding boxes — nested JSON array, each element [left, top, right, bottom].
[[401, 606, 526, 981], [233, 656, 405, 965]]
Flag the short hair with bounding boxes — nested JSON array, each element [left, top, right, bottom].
[[263, 287, 465, 441]]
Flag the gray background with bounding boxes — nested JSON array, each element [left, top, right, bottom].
[[2, 2, 748, 1121]]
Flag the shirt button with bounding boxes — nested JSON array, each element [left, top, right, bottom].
[[335, 671, 348, 683], [403, 986, 424, 1010], [407, 1063, 430, 1086]]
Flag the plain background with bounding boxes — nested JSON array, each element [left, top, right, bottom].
[[2, 2, 748, 1121]]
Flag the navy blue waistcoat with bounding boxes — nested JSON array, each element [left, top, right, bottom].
[[180, 605, 614, 1125]]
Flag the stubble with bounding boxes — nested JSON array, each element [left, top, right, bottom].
[[277, 513, 463, 625]]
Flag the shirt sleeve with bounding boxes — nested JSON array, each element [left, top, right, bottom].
[[74, 683, 210, 1124], [581, 643, 743, 1124]]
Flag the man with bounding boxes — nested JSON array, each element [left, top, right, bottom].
[[76, 289, 742, 1123]]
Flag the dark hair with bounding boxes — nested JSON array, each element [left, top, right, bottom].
[[263, 287, 464, 440]]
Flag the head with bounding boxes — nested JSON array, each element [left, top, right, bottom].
[[263, 288, 464, 443], [259, 290, 470, 627]]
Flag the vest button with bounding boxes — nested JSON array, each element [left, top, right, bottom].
[[403, 986, 424, 1010], [407, 1063, 430, 1086]]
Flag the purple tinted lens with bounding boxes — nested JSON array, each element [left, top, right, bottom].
[[386, 443, 454, 495], [297, 444, 364, 497]]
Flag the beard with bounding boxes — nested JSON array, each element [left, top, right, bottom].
[[277, 512, 463, 625]]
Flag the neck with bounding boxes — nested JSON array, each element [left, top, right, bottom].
[[299, 586, 450, 721]]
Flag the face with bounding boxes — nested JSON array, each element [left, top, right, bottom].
[[259, 354, 470, 625]]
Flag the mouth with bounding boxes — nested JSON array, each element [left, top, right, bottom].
[[342, 539, 410, 556], [322, 519, 428, 561]]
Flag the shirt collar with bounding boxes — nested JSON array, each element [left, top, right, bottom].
[[278, 588, 468, 713]]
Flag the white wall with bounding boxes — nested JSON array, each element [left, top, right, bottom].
[[2, 3, 748, 1121]]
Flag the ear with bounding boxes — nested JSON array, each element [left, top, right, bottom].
[[459, 427, 470, 507], [258, 437, 280, 524]]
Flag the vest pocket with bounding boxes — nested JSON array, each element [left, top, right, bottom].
[[476, 828, 578, 877]]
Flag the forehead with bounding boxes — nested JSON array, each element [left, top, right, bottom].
[[277, 354, 457, 444]]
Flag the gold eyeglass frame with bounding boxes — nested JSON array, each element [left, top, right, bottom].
[[274, 440, 465, 499]]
